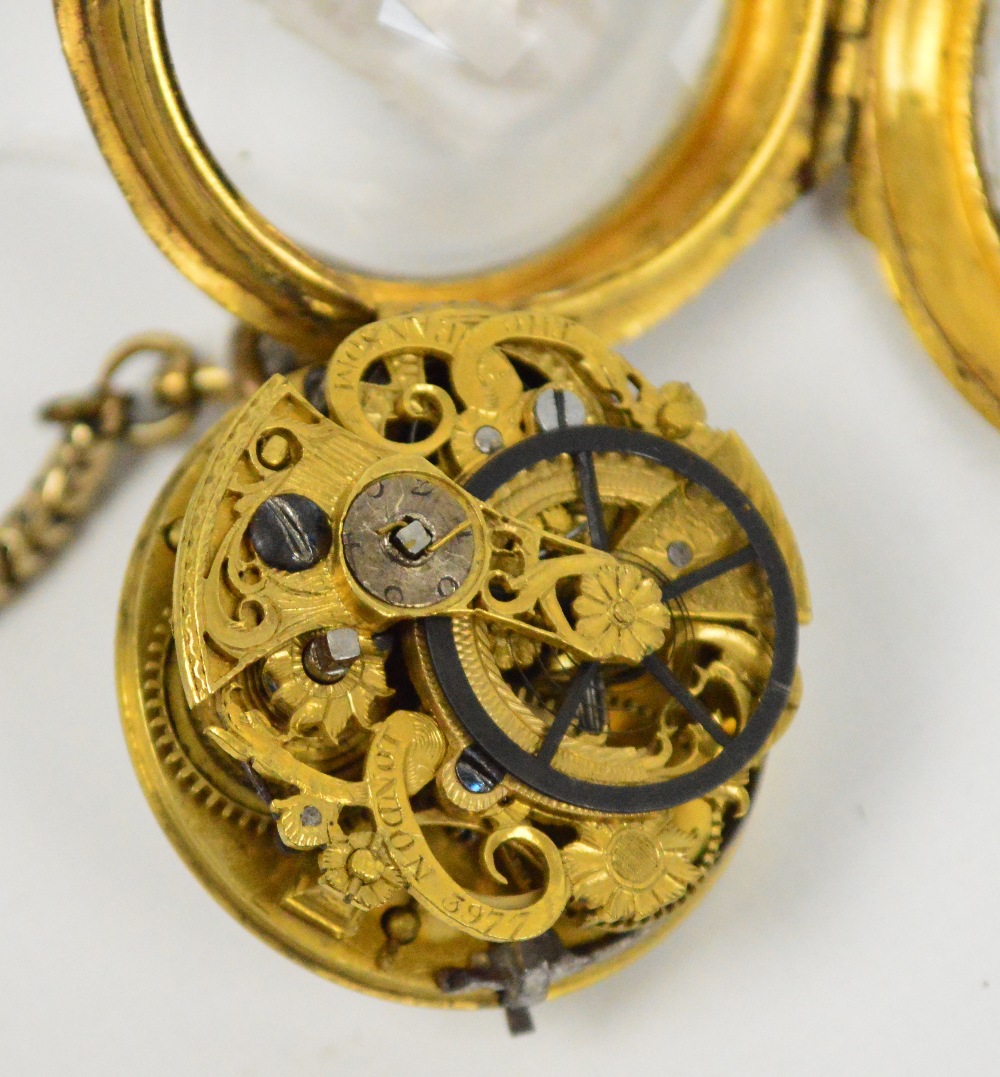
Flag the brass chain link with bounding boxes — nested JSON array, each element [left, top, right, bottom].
[[0, 333, 234, 609]]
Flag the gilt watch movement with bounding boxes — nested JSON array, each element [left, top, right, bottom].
[[9, 0, 999, 1036], [118, 308, 808, 1028]]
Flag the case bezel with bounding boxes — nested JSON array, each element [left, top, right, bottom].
[[55, 0, 828, 355], [854, 0, 1000, 428]]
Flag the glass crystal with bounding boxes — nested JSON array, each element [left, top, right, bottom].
[[163, 0, 728, 275]]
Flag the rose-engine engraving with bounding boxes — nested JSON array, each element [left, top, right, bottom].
[[119, 308, 809, 1031]]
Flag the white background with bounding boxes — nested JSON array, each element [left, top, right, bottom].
[[2, 4, 1000, 1076]]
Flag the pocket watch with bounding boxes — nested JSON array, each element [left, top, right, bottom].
[[3, 0, 995, 1034]]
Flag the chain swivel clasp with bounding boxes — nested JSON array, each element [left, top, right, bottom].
[[1, 333, 234, 607], [42, 333, 232, 447]]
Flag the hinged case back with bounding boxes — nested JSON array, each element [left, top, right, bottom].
[[851, 0, 1000, 428]]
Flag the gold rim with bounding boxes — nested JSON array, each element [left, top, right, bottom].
[[57, 0, 828, 355], [855, 0, 1000, 428]]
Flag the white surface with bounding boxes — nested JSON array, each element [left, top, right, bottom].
[[3, 4, 1000, 1076]]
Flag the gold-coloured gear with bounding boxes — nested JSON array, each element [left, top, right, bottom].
[[115, 307, 808, 1017]]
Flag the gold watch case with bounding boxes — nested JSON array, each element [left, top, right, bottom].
[[851, 0, 1000, 428], [55, 0, 828, 354], [56, 0, 1000, 427]]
